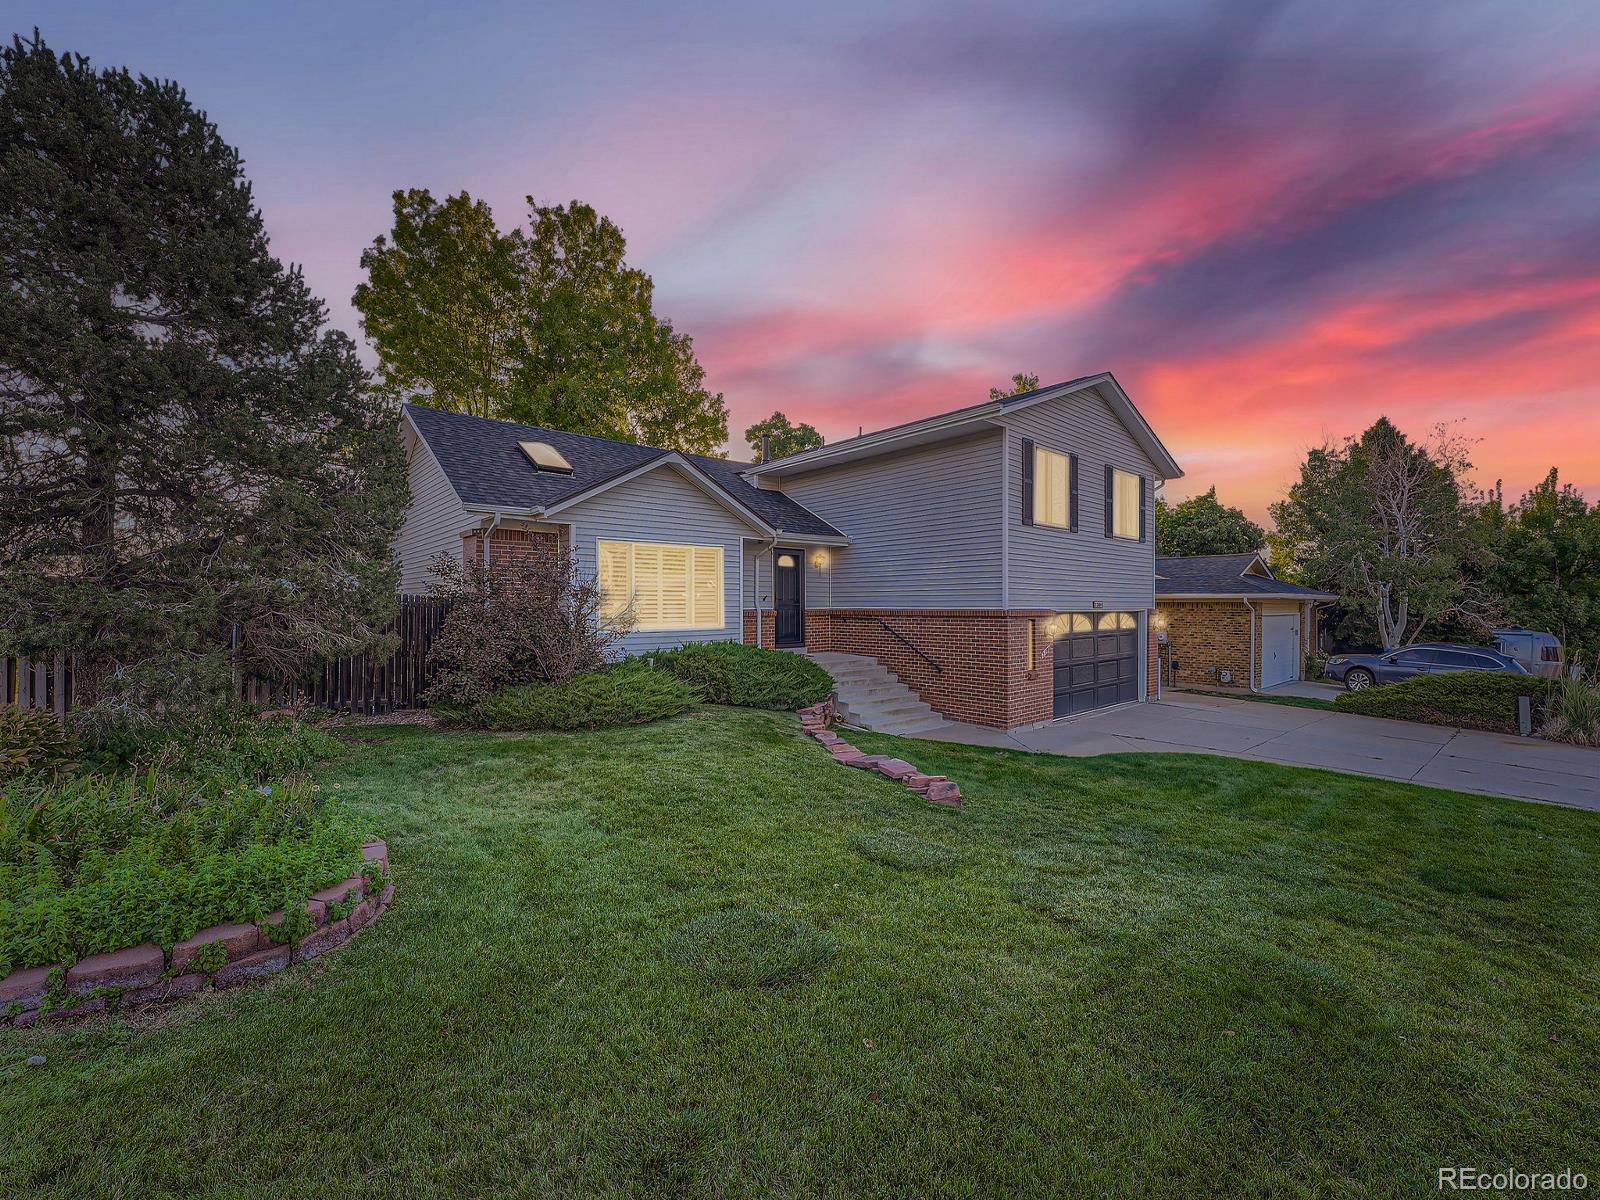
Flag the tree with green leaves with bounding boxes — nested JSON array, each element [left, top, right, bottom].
[[744, 411, 823, 462], [1155, 487, 1265, 556], [1268, 419, 1490, 650], [1478, 469, 1600, 658], [355, 192, 729, 454], [989, 372, 1040, 401], [0, 33, 407, 708]]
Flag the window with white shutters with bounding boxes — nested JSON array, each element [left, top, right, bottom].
[[597, 541, 724, 631]]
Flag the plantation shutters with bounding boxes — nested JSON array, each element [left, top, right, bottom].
[[597, 540, 724, 631]]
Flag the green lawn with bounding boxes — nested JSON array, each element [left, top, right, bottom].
[[4, 707, 1598, 1197], [1177, 686, 1338, 711]]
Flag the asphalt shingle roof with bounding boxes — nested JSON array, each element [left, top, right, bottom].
[[404, 404, 843, 539], [1156, 554, 1332, 597]]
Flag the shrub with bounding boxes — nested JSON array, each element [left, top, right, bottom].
[[0, 769, 367, 972], [77, 705, 342, 788], [449, 660, 696, 731], [1333, 671, 1554, 734], [643, 642, 832, 710], [1540, 675, 1600, 746], [664, 907, 838, 987], [424, 546, 633, 709], [0, 709, 76, 780]]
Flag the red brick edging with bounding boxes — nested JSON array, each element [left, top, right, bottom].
[[1, 841, 393, 1027], [796, 702, 963, 808]]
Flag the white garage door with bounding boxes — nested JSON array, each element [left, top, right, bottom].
[[1261, 613, 1300, 688]]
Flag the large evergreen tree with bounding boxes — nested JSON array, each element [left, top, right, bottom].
[[355, 191, 729, 454], [0, 34, 406, 706]]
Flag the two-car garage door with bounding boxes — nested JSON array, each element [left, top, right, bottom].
[[1052, 612, 1139, 717]]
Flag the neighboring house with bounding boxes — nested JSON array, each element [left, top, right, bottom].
[[1154, 554, 1336, 690], [396, 372, 1182, 729]]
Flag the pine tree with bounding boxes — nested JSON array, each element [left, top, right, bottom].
[[0, 33, 407, 706]]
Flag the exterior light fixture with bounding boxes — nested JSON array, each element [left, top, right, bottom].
[[811, 549, 831, 570]]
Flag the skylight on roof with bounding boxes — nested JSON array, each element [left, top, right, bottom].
[[519, 441, 574, 474]]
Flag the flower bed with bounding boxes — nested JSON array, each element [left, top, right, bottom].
[[1, 840, 392, 1025]]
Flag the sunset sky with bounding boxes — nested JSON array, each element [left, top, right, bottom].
[[36, 1, 1600, 518]]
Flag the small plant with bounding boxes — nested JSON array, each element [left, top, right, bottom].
[[189, 940, 229, 974], [1540, 674, 1600, 746], [0, 708, 77, 780], [448, 661, 696, 731]]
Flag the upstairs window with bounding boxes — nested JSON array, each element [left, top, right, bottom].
[[1111, 468, 1143, 540], [1033, 447, 1071, 529], [598, 540, 723, 631]]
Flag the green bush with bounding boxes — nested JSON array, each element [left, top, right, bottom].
[[0, 769, 367, 972], [1333, 671, 1554, 733], [0, 709, 76, 780], [450, 660, 696, 731], [78, 705, 342, 787], [643, 642, 832, 710]]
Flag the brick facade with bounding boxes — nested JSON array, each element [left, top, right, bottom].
[[797, 608, 1056, 729], [461, 527, 561, 570], [1155, 601, 1252, 688]]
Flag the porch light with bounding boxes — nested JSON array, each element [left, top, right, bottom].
[[811, 549, 831, 570], [1151, 612, 1168, 631]]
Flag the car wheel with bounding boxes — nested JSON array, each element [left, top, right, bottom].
[[1344, 668, 1374, 691]]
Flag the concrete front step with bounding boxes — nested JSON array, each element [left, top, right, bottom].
[[812, 651, 946, 734]]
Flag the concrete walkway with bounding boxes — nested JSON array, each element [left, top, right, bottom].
[[893, 691, 1600, 810]]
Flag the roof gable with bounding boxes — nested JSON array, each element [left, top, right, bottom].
[[1155, 553, 1335, 599]]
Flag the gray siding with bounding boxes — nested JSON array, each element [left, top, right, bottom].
[[395, 432, 469, 593], [560, 464, 760, 654], [763, 431, 1005, 609], [1001, 387, 1158, 610]]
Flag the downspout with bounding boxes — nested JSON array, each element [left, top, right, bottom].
[[1242, 597, 1259, 692], [481, 510, 504, 569], [754, 536, 778, 648]]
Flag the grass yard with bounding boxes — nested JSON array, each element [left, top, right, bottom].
[[1177, 687, 1338, 711], [3, 707, 1598, 1197]]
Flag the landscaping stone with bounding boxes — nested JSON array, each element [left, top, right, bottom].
[[814, 731, 843, 746], [292, 918, 351, 963], [213, 944, 291, 989], [46, 996, 106, 1020], [311, 876, 366, 910], [26, 1055, 45, 1067], [376, 884, 395, 916], [361, 840, 389, 872], [873, 758, 919, 782], [905, 773, 945, 792], [12, 1010, 39, 1028], [125, 973, 206, 1005], [347, 898, 375, 933], [845, 755, 888, 771], [924, 781, 962, 807], [66, 943, 163, 996], [0, 964, 53, 1013], [172, 922, 259, 972]]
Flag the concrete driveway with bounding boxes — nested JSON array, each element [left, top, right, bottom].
[[910, 691, 1600, 810]]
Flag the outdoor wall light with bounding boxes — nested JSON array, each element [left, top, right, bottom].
[[811, 549, 831, 570], [1151, 612, 1168, 631]]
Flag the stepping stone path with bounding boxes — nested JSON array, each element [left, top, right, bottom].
[[796, 702, 962, 808]]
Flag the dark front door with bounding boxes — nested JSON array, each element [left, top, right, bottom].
[[773, 549, 804, 647], [1052, 612, 1138, 717]]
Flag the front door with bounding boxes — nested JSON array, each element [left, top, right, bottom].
[[773, 549, 804, 647]]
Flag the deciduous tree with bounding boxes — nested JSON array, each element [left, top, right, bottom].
[[1155, 487, 1265, 557], [989, 372, 1040, 401], [1268, 419, 1490, 650], [0, 34, 406, 706], [744, 411, 823, 462]]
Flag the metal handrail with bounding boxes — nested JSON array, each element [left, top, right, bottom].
[[833, 613, 943, 674]]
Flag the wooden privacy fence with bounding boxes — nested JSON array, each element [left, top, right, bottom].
[[3, 595, 449, 718]]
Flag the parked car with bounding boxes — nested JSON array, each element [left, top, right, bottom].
[[1492, 626, 1564, 677], [1324, 643, 1530, 691]]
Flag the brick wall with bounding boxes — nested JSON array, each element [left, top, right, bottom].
[[741, 610, 777, 649], [802, 609, 1054, 728], [461, 528, 560, 571], [1157, 600, 1253, 688]]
